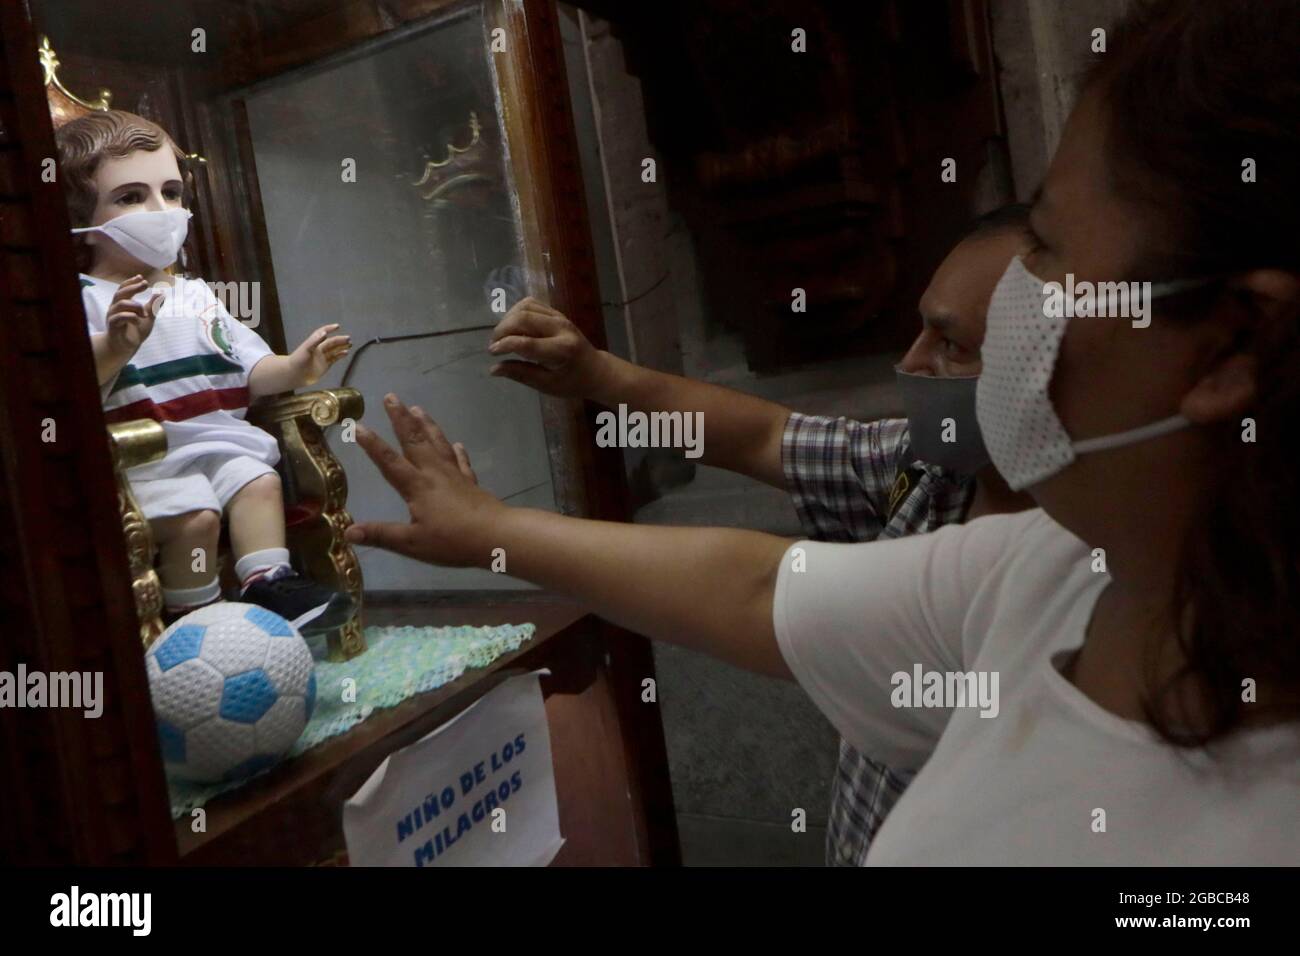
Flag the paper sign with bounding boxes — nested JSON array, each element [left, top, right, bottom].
[[343, 670, 563, 867]]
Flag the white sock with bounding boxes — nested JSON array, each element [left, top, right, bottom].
[[236, 547, 292, 591], [164, 577, 222, 613]]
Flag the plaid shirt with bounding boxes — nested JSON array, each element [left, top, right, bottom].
[[782, 413, 975, 866]]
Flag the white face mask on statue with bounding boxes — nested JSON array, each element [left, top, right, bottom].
[[976, 256, 1209, 491], [71, 208, 191, 270]]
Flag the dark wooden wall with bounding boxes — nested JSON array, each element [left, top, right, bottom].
[[575, 0, 1006, 371], [0, 2, 178, 865]]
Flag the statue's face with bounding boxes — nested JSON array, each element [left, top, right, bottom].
[[90, 146, 184, 226], [84, 146, 185, 272]]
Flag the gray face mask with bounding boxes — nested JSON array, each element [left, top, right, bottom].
[[895, 367, 990, 476]]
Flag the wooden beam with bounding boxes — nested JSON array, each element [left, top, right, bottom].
[[0, 1, 177, 865]]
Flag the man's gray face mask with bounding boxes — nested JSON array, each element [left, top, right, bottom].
[[895, 367, 990, 476]]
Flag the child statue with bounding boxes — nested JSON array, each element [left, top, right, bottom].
[[56, 109, 354, 634]]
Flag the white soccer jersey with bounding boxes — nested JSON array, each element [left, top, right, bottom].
[[81, 274, 280, 480]]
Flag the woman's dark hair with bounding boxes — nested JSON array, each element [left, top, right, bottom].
[[1085, 0, 1300, 745]]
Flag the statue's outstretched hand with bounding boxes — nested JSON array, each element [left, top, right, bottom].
[[291, 323, 352, 385]]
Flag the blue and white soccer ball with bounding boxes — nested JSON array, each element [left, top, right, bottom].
[[145, 602, 317, 783]]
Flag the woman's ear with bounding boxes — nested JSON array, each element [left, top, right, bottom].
[[1180, 268, 1299, 424], [1238, 268, 1300, 323], [1180, 352, 1255, 423]]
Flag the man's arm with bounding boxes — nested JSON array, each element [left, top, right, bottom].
[[489, 298, 792, 488], [345, 396, 794, 678], [588, 352, 791, 487]]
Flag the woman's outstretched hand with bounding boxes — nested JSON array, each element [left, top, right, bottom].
[[344, 394, 503, 567], [344, 395, 788, 679]]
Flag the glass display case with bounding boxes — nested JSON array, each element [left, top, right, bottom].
[[234, 7, 558, 592], [0, 0, 675, 865]]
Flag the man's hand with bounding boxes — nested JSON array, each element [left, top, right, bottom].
[[289, 323, 351, 386], [344, 395, 504, 567], [488, 297, 609, 398], [487, 295, 791, 487], [105, 275, 162, 359]]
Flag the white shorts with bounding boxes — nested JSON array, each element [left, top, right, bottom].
[[128, 453, 277, 521]]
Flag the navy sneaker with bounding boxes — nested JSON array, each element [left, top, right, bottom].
[[241, 567, 353, 636], [162, 599, 223, 630]]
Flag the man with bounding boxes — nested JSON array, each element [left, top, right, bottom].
[[485, 204, 1034, 865]]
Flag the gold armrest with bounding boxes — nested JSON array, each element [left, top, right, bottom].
[[107, 419, 167, 471], [249, 387, 367, 660], [106, 418, 167, 649], [246, 387, 364, 431]]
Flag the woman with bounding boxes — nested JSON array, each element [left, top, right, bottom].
[[345, 0, 1300, 864]]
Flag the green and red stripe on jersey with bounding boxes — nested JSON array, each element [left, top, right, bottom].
[[109, 353, 244, 394], [103, 353, 253, 425], [103, 386, 255, 425]]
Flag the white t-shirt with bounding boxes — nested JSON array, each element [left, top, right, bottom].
[[82, 274, 279, 480], [773, 508, 1300, 865]]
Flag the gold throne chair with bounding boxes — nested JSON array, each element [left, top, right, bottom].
[[45, 36, 367, 660]]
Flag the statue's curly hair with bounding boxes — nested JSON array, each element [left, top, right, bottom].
[[54, 110, 190, 270]]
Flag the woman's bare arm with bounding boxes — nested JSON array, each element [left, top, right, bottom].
[[345, 395, 794, 678]]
